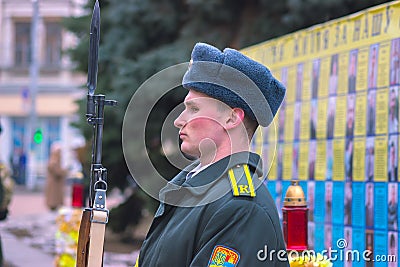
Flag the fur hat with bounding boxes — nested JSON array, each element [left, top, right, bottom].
[[182, 42, 286, 127]]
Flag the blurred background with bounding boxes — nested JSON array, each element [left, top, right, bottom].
[[0, 0, 392, 266]]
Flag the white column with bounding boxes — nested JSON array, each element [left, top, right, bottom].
[[3, 14, 12, 68], [0, 116, 12, 168], [0, 0, 4, 66]]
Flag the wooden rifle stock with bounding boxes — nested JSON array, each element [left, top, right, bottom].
[[76, 209, 91, 267], [76, 208, 107, 267]]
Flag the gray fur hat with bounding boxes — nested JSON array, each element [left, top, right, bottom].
[[182, 42, 286, 127]]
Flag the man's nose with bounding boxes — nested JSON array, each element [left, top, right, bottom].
[[174, 112, 185, 129]]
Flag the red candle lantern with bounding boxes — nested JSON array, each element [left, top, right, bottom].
[[282, 180, 308, 251], [71, 172, 84, 208]]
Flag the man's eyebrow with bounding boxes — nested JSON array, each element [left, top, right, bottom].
[[184, 100, 198, 107]]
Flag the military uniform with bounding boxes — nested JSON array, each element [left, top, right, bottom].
[[138, 152, 288, 266], [137, 42, 287, 266]]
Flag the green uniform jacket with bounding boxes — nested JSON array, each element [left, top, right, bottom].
[[138, 152, 288, 267]]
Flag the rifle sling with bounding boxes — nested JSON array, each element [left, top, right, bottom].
[[77, 209, 108, 267], [87, 209, 107, 267]]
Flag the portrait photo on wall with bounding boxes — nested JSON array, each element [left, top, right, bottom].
[[278, 103, 286, 142], [326, 97, 336, 139], [262, 126, 269, 144], [365, 230, 374, 266], [307, 181, 315, 222], [296, 63, 303, 101], [344, 227, 353, 267], [324, 224, 332, 250], [325, 181, 333, 224], [345, 138, 354, 181], [310, 99, 317, 140], [312, 59, 320, 99], [346, 94, 356, 137], [326, 140, 333, 181], [308, 222, 315, 251], [294, 102, 301, 140], [329, 54, 339, 95], [388, 231, 398, 267], [348, 49, 358, 93], [262, 144, 270, 175], [368, 44, 379, 89], [281, 66, 288, 87], [365, 182, 374, 228], [292, 142, 299, 179], [390, 38, 400, 86], [388, 183, 398, 231], [277, 144, 283, 180], [365, 137, 375, 182], [275, 181, 283, 219], [388, 134, 398, 182], [344, 181, 352, 225], [388, 87, 399, 134], [308, 140, 316, 180], [366, 89, 376, 136]]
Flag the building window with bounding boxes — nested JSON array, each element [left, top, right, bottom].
[[10, 117, 61, 184], [45, 22, 62, 68], [15, 22, 31, 68]]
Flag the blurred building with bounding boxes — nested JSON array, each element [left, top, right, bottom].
[[0, 0, 87, 186]]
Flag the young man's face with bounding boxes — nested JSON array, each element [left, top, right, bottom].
[[390, 90, 397, 111], [347, 97, 355, 128], [350, 54, 355, 72], [390, 144, 396, 165], [174, 90, 229, 158]]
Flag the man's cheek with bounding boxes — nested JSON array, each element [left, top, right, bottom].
[[188, 120, 209, 133]]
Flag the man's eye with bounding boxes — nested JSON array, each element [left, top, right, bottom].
[[190, 107, 199, 112]]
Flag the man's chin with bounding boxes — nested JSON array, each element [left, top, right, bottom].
[[180, 147, 198, 160]]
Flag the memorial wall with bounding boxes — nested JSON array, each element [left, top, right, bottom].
[[244, 2, 400, 265]]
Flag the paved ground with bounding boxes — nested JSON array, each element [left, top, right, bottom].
[[0, 185, 141, 267]]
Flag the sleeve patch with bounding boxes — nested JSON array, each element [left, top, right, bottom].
[[208, 245, 240, 267]]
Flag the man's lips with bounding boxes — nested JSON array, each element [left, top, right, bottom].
[[179, 124, 188, 139]]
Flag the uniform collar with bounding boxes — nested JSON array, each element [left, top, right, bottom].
[[158, 152, 263, 207], [185, 162, 211, 181], [183, 151, 263, 187]]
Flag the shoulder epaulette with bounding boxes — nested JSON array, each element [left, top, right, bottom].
[[227, 164, 256, 197]]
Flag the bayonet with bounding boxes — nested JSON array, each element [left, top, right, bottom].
[[87, 0, 100, 96]]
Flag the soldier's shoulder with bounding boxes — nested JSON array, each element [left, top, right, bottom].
[[226, 163, 261, 198]]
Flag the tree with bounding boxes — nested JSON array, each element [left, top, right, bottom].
[[64, 0, 389, 233]]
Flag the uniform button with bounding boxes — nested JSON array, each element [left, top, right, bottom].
[[236, 164, 241, 168]]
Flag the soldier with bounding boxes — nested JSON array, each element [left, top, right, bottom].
[[136, 43, 288, 266]]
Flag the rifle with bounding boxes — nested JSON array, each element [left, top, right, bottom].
[[76, 1, 117, 266]]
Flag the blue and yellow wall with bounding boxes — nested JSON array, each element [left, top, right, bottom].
[[246, 1, 400, 266]]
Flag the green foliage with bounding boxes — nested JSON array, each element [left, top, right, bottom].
[[64, 0, 390, 232], [108, 193, 145, 233]]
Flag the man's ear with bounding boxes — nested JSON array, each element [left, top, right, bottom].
[[225, 108, 245, 130]]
